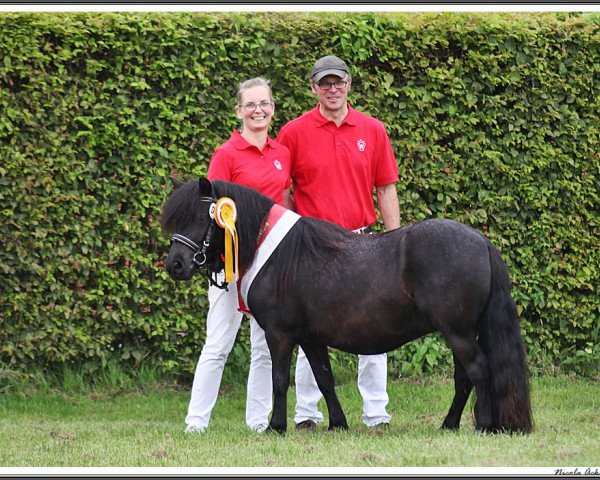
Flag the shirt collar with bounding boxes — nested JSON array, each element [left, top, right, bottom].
[[230, 130, 277, 150], [312, 103, 358, 127]]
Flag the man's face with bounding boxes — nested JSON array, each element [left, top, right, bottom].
[[311, 74, 351, 113]]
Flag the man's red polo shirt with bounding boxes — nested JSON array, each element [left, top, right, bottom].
[[276, 104, 398, 230]]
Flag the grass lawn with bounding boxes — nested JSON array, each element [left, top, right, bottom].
[[0, 375, 598, 470]]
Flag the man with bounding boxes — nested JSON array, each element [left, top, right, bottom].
[[277, 55, 400, 430]]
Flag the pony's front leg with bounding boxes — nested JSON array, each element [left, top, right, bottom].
[[301, 344, 348, 430], [265, 334, 295, 434]]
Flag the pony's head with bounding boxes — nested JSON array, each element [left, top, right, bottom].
[[160, 177, 275, 284], [161, 177, 225, 281]]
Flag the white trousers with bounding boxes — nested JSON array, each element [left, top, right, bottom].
[[185, 280, 272, 433], [294, 348, 391, 427]]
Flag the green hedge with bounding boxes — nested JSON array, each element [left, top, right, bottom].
[[1, 12, 598, 381]]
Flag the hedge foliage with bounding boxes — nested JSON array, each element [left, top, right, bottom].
[[1, 12, 598, 381]]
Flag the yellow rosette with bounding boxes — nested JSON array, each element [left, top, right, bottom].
[[214, 197, 238, 283]]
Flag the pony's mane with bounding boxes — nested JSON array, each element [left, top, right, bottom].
[[161, 178, 351, 280], [212, 180, 275, 271], [270, 217, 349, 294], [213, 181, 351, 280]]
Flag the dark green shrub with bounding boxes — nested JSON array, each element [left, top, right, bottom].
[[1, 12, 598, 381]]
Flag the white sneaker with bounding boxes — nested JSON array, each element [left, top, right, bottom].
[[184, 424, 206, 434], [249, 423, 269, 433]]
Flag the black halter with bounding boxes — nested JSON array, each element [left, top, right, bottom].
[[170, 189, 228, 290]]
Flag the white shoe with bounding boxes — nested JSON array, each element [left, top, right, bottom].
[[249, 423, 269, 433], [185, 424, 206, 434]]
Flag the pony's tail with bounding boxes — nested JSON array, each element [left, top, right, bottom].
[[478, 241, 533, 434]]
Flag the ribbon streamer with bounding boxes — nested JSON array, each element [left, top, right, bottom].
[[214, 197, 238, 283]]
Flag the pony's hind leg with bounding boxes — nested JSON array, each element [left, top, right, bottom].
[[443, 332, 493, 432], [441, 353, 473, 430], [300, 343, 348, 430]]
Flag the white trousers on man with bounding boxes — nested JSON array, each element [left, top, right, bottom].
[[185, 280, 272, 433], [294, 348, 391, 427]]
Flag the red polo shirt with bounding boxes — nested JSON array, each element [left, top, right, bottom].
[[207, 130, 291, 206], [276, 104, 398, 230]]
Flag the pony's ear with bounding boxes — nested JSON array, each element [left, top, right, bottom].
[[199, 178, 213, 197], [170, 176, 184, 189]]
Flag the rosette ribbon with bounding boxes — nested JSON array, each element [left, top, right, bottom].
[[214, 197, 239, 283]]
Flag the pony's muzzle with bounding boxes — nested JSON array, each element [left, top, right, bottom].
[[165, 255, 195, 281], [166, 258, 182, 276]]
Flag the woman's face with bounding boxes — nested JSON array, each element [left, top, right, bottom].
[[236, 85, 274, 133]]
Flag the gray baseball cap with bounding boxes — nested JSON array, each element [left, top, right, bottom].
[[311, 55, 349, 83]]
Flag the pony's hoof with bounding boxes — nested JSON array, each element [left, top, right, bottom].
[[266, 425, 286, 435], [476, 425, 501, 435], [441, 422, 460, 431], [327, 424, 349, 431]]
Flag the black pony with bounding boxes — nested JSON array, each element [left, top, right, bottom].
[[161, 178, 533, 434]]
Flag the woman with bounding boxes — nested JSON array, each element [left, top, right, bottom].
[[185, 77, 292, 433]]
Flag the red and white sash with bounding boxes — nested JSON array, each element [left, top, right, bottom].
[[238, 204, 301, 314]]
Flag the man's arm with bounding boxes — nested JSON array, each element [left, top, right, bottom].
[[376, 183, 400, 231]]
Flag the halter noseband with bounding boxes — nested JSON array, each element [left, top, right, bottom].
[[170, 191, 228, 290]]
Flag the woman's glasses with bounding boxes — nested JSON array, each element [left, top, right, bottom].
[[239, 101, 273, 111]]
